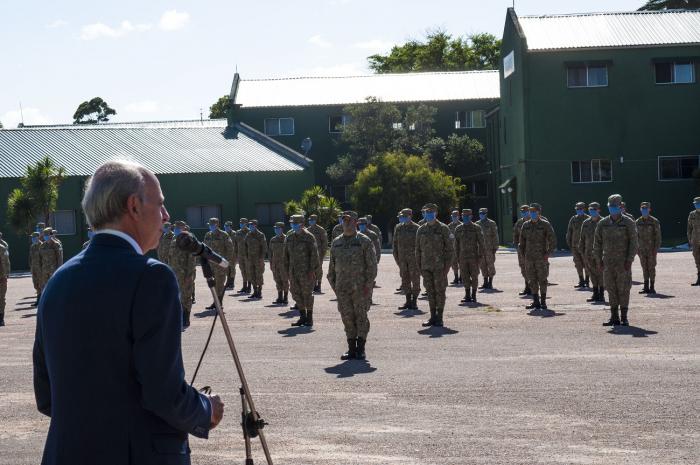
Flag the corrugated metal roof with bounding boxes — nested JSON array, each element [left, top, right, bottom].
[[0, 120, 310, 178], [518, 10, 700, 51], [234, 71, 500, 108]]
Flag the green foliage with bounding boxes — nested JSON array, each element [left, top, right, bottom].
[[7, 189, 36, 235], [0, 120, 3, 129], [425, 133, 485, 174], [638, 0, 700, 10], [73, 97, 116, 124], [285, 186, 343, 230], [368, 30, 501, 73], [209, 95, 232, 119]]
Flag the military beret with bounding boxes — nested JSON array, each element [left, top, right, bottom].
[[358, 217, 368, 224], [309, 214, 318, 220], [530, 203, 542, 211], [575, 202, 586, 208], [239, 218, 248, 223], [36, 222, 45, 228], [589, 202, 601, 209], [249, 219, 258, 225], [290, 214, 305, 223], [461, 208, 472, 214], [366, 214, 373, 220], [400, 208, 413, 215], [342, 210, 358, 220], [608, 194, 623, 206], [693, 196, 700, 203], [224, 220, 233, 226], [424, 203, 438, 211], [479, 207, 488, 213], [520, 205, 529, 211], [42, 227, 52, 234], [174, 220, 186, 226], [51, 229, 58, 235], [274, 221, 285, 227], [451, 209, 460, 214], [640, 201, 651, 208], [208, 217, 219, 224]]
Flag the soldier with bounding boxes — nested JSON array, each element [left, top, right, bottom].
[[51, 229, 62, 246], [157, 222, 173, 264], [393, 208, 420, 309], [244, 219, 267, 299], [328, 211, 377, 360], [594, 194, 638, 326], [0, 239, 8, 326], [476, 207, 499, 289], [620, 202, 635, 220], [689, 196, 700, 286], [513, 205, 531, 295], [224, 221, 237, 290], [579, 202, 605, 303], [35, 222, 45, 234], [307, 214, 328, 292], [566, 202, 590, 288], [636, 202, 662, 294], [234, 218, 251, 294], [169, 221, 196, 328], [448, 209, 462, 284], [269, 222, 289, 305], [39, 227, 63, 296], [29, 232, 42, 305], [519, 204, 557, 310], [203, 218, 234, 308], [358, 218, 381, 261], [286, 215, 321, 327], [82, 227, 94, 250], [331, 213, 344, 240], [455, 209, 485, 303], [416, 203, 453, 327], [366, 215, 382, 263]]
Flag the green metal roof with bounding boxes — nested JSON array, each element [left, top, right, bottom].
[[0, 119, 311, 178]]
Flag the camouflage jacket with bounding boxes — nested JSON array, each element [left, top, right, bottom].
[[244, 229, 267, 262], [327, 232, 377, 291], [204, 228, 235, 263], [233, 229, 249, 262], [636, 215, 661, 253], [269, 234, 287, 269], [688, 210, 700, 245], [519, 219, 556, 260], [593, 215, 638, 265], [39, 238, 63, 275], [157, 231, 174, 264], [566, 214, 590, 250], [285, 228, 321, 277], [226, 230, 238, 262], [476, 218, 499, 253], [307, 223, 329, 258], [0, 243, 9, 278], [362, 228, 381, 259], [331, 223, 344, 240], [579, 217, 601, 258], [454, 222, 485, 260], [448, 220, 462, 246], [392, 221, 419, 262], [29, 242, 42, 271], [415, 221, 453, 271], [513, 217, 527, 248], [169, 236, 196, 279], [368, 224, 382, 244]]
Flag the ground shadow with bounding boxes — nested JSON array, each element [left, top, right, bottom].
[[13, 305, 35, 312], [264, 303, 287, 308], [277, 309, 298, 318], [645, 293, 674, 299], [547, 282, 559, 286], [393, 308, 426, 318], [20, 296, 35, 300], [240, 297, 261, 302], [417, 326, 459, 338], [527, 308, 566, 318], [479, 288, 503, 294], [631, 280, 644, 285], [324, 360, 377, 378], [607, 325, 658, 337], [277, 326, 314, 337], [21, 313, 37, 318], [193, 309, 217, 318]]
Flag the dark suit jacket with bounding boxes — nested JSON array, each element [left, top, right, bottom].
[[33, 233, 211, 465]]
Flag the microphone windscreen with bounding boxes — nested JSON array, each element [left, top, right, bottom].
[[176, 232, 200, 254]]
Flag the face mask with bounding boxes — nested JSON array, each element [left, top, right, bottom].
[[479, 213, 487, 220], [462, 215, 471, 223], [694, 202, 700, 210], [240, 223, 246, 230], [174, 227, 182, 235], [359, 224, 367, 232], [88, 231, 95, 239], [32, 237, 38, 244], [209, 225, 216, 232], [291, 223, 301, 232], [520, 211, 529, 218], [424, 211, 436, 222], [451, 215, 459, 222], [163, 226, 169, 233], [576, 209, 585, 216], [589, 209, 599, 218], [249, 225, 256, 232], [640, 208, 650, 217], [338, 218, 343, 225], [529, 211, 539, 220], [309, 219, 317, 226], [608, 205, 621, 215], [224, 225, 231, 232], [274, 227, 282, 235], [44, 235, 50, 241]]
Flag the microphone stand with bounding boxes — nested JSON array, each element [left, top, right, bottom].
[[192, 256, 273, 465]]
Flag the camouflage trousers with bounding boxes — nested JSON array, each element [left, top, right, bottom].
[[459, 258, 480, 291], [40, 270, 55, 293], [479, 251, 496, 278], [336, 287, 371, 339], [316, 254, 325, 283], [638, 250, 657, 281], [451, 243, 459, 275], [0, 278, 6, 321], [271, 263, 289, 292], [583, 255, 603, 288], [399, 256, 421, 295], [289, 272, 314, 311], [238, 258, 249, 283], [572, 247, 585, 276], [31, 268, 40, 291], [693, 244, 700, 272], [517, 249, 527, 279], [214, 268, 228, 302], [247, 259, 265, 286], [421, 268, 448, 312], [603, 261, 632, 308], [176, 274, 194, 315], [228, 260, 236, 283], [526, 258, 549, 295]]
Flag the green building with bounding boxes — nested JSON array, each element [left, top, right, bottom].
[[0, 120, 313, 269], [493, 8, 700, 246]]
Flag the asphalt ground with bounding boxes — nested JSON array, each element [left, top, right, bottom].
[[1, 250, 698, 464]]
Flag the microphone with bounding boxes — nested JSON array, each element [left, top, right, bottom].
[[176, 232, 229, 269]]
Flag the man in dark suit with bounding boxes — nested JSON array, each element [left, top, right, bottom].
[[33, 161, 224, 465]]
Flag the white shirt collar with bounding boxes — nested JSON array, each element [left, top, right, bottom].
[[94, 229, 143, 255]]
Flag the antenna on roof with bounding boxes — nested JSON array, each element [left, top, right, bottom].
[[19, 101, 25, 127], [199, 107, 203, 124]]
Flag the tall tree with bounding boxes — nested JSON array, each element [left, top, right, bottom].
[[639, 0, 700, 9], [285, 186, 343, 230], [73, 97, 116, 124], [209, 95, 232, 119]]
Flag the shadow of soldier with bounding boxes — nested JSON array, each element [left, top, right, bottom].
[[393, 308, 426, 318], [324, 360, 377, 378], [527, 308, 566, 318], [276, 309, 298, 318], [417, 326, 459, 338], [607, 325, 658, 338], [277, 326, 314, 337]]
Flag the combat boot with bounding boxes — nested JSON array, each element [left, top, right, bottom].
[[0, 319, 4, 327], [422, 309, 437, 327], [620, 308, 629, 326], [603, 306, 621, 326], [471, 288, 477, 303], [526, 294, 541, 310], [487, 277, 494, 289], [639, 279, 649, 294], [183, 311, 191, 329], [291, 310, 307, 327], [206, 302, 216, 310], [282, 291, 289, 304], [398, 294, 412, 309], [575, 276, 585, 288], [355, 337, 366, 360], [587, 287, 598, 302], [291, 303, 299, 310], [479, 278, 488, 289], [304, 310, 313, 327], [584, 275, 590, 288], [238, 284, 247, 293], [540, 291, 548, 310], [692, 273, 700, 286], [451, 273, 459, 285], [274, 291, 283, 304], [596, 287, 606, 302], [258, 286, 263, 299], [518, 280, 530, 296], [649, 280, 656, 294], [461, 289, 471, 303], [316, 282, 322, 293], [434, 309, 444, 327], [341, 338, 357, 360], [409, 296, 418, 310], [224, 276, 233, 290]]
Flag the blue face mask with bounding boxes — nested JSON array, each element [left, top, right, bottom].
[[424, 211, 436, 222], [608, 205, 621, 215], [224, 225, 231, 232], [308, 219, 316, 226], [338, 218, 343, 225], [291, 223, 301, 232], [88, 231, 95, 239], [43, 235, 50, 241], [249, 225, 256, 232], [451, 215, 459, 222], [576, 209, 585, 216], [640, 208, 650, 217], [173, 227, 182, 235], [479, 213, 487, 220], [462, 215, 471, 223], [240, 223, 246, 230], [163, 226, 169, 233], [694, 202, 700, 210], [520, 211, 529, 218], [589, 209, 599, 218], [274, 227, 283, 235], [32, 237, 38, 244], [209, 225, 216, 232], [358, 224, 367, 232], [529, 211, 539, 220]]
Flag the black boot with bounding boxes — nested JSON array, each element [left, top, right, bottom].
[[291, 303, 299, 310], [596, 287, 606, 302], [479, 278, 488, 289], [587, 287, 598, 302], [639, 279, 649, 294], [451, 273, 459, 285], [355, 337, 366, 360], [282, 290, 289, 304], [584, 276, 590, 288], [316, 282, 322, 293], [183, 311, 191, 329], [304, 309, 313, 327], [274, 291, 283, 304], [540, 291, 548, 310], [291, 309, 307, 327], [434, 310, 444, 327], [398, 294, 412, 309], [471, 288, 477, 303], [603, 306, 621, 326], [461, 289, 471, 303], [526, 294, 541, 310], [575, 276, 585, 288], [487, 276, 494, 289], [422, 309, 437, 327], [649, 280, 656, 294], [518, 280, 529, 296], [409, 296, 418, 310], [693, 273, 700, 286], [0, 319, 4, 327], [257, 286, 263, 299], [621, 308, 629, 326], [341, 338, 357, 360], [206, 302, 215, 310]]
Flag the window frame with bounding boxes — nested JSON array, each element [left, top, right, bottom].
[[470, 180, 489, 198], [570, 159, 613, 184], [566, 63, 609, 89], [186, 205, 222, 229], [657, 155, 700, 181], [263, 117, 295, 136], [328, 114, 350, 133], [455, 110, 487, 129], [654, 61, 696, 85], [43, 210, 77, 236], [254, 202, 285, 226]]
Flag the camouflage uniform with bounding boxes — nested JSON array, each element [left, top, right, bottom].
[[224, 221, 237, 290], [636, 203, 661, 293], [233, 219, 250, 293], [594, 195, 638, 326], [269, 222, 289, 303], [448, 212, 462, 283], [0, 242, 9, 325], [476, 209, 499, 288], [416, 204, 453, 326], [454, 209, 485, 302], [29, 233, 42, 295], [244, 220, 267, 298], [392, 209, 420, 309], [566, 202, 590, 287], [519, 210, 556, 310], [157, 223, 174, 264], [688, 197, 700, 286], [286, 215, 321, 326], [307, 215, 328, 291], [203, 218, 234, 304], [328, 211, 377, 360], [169, 221, 196, 327], [513, 206, 531, 294], [38, 228, 63, 293], [366, 215, 382, 264], [331, 220, 344, 241], [360, 222, 381, 262], [579, 204, 604, 302]]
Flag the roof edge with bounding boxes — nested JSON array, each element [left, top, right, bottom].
[[519, 9, 700, 19], [234, 122, 312, 169], [239, 69, 499, 82]]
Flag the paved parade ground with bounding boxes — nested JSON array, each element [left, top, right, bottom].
[[1, 250, 698, 464]]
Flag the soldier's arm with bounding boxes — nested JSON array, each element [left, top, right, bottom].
[[518, 226, 527, 255], [687, 213, 693, 244], [225, 237, 234, 262], [578, 226, 586, 254], [442, 227, 453, 264], [262, 235, 268, 259], [626, 220, 638, 264], [310, 237, 321, 277], [654, 220, 662, 252], [566, 217, 573, 248], [321, 229, 328, 254], [56, 245, 64, 266], [593, 222, 603, 264], [546, 222, 557, 256], [364, 240, 378, 287], [454, 227, 462, 259], [512, 222, 519, 247], [414, 232, 422, 270], [493, 223, 499, 253], [327, 247, 336, 290]]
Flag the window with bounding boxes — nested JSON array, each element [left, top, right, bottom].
[[571, 159, 612, 183], [470, 180, 488, 198], [263, 118, 295, 136], [655, 62, 695, 84], [658, 156, 699, 180], [567, 64, 608, 88], [455, 110, 486, 129], [255, 203, 285, 226], [186, 205, 221, 229], [329, 115, 350, 133], [392, 122, 403, 130], [41, 210, 76, 235], [503, 50, 515, 78]]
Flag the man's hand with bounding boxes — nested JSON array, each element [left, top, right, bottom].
[[624, 261, 632, 271], [209, 395, 224, 430]]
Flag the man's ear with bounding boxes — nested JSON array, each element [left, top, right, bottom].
[[126, 194, 141, 218]]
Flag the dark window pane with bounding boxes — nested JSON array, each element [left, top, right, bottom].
[[580, 161, 592, 182], [471, 180, 488, 197], [655, 63, 673, 84], [660, 159, 679, 179], [455, 111, 467, 129], [588, 66, 608, 86], [599, 160, 612, 181], [279, 118, 294, 135], [571, 161, 581, 183], [675, 62, 694, 84], [264, 119, 279, 136], [567, 66, 587, 87], [680, 157, 699, 178], [329, 115, 343, 133]]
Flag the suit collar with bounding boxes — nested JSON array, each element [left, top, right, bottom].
[[90, 232, 143, 255]]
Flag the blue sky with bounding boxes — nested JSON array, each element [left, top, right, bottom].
[[0, 0, 643, 127]]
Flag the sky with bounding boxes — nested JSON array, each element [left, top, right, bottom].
[[0, 0, 644, 127]]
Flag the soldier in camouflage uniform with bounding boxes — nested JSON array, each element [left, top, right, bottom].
[[286, 215, 321, 327], [269, 222, 289, 305], [0, 239, 9, 326], [448, 209, 462, 284], [513, 205, 531, 295], [203, 218, 234, 308], [476, 207, 499, 289], [157, 222, 173, 265], [307, 214, 328, 292], [39, 227, 63, 295], [331, 213, 344, 241], [416, 203, 453, 327], [359, 217, 380, 262], [519, 204, 557, 310], [594, 194, 639, 327], [224, 221, 237, 290], [29, 232, 42, 304], [169, 221, 196, 328], [566, 202, 590, 288], [689, 196, 700, 286], [328, 211, 377, 360], [393, 208, 420, 310], [234, 218, 251, 294], [620, 202, 635, 221], [579, 202, 604, 303], [244, 219, 267, 299], [366, 215, 382, 264], [636, 202, 662, 294], [455, 208, 485, 303]]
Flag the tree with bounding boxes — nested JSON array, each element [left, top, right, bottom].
[[368, 30, 501, 73], [73, 97, 116, 124], [0, 120, 3, 129], [209, 95, 232, 119], [425, 133, 485, 175], [639, 0, 700, 9], [285, 186, 343, 230]]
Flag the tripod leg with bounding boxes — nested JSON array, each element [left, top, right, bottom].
[[241, 387, 254, 465]]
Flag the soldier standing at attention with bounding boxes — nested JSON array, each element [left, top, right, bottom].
[[203, 218, 234, 308], [455, 208, 485, 303], [29, 232, 42, 305], [566, 202, 590, 288], [157, 222, 173, 265], [269, 222, 289, 305], [0, 239, 8, 326], [328, 211, 377, 360], [594, 194, 638, 327], [393, 208, 420, 310], [358, 218, 380, 262], [286, 215, 321, 327], [688, 196, 700, 286], [331, 213, 344, 240], [620, 202, 635, 220], [513, 205, 531, 296], [579, 202, 604, 303], [234, 218, 251, 294], [636, 202, 662, 294], [519, 204, 556, 310], [366, 215, 382, 263], [477, 208, 499, 289], [39, 227, 63, 297], [448, 209, 462, 285], [224, 221, 237, 290], [169, 221, 196, 328], [244, 219, 267, 299], [307, 214, 328, 292], [416, 203, 453, 327]]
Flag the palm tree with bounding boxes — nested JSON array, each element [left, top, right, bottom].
[[639, 0, 700, 10]]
